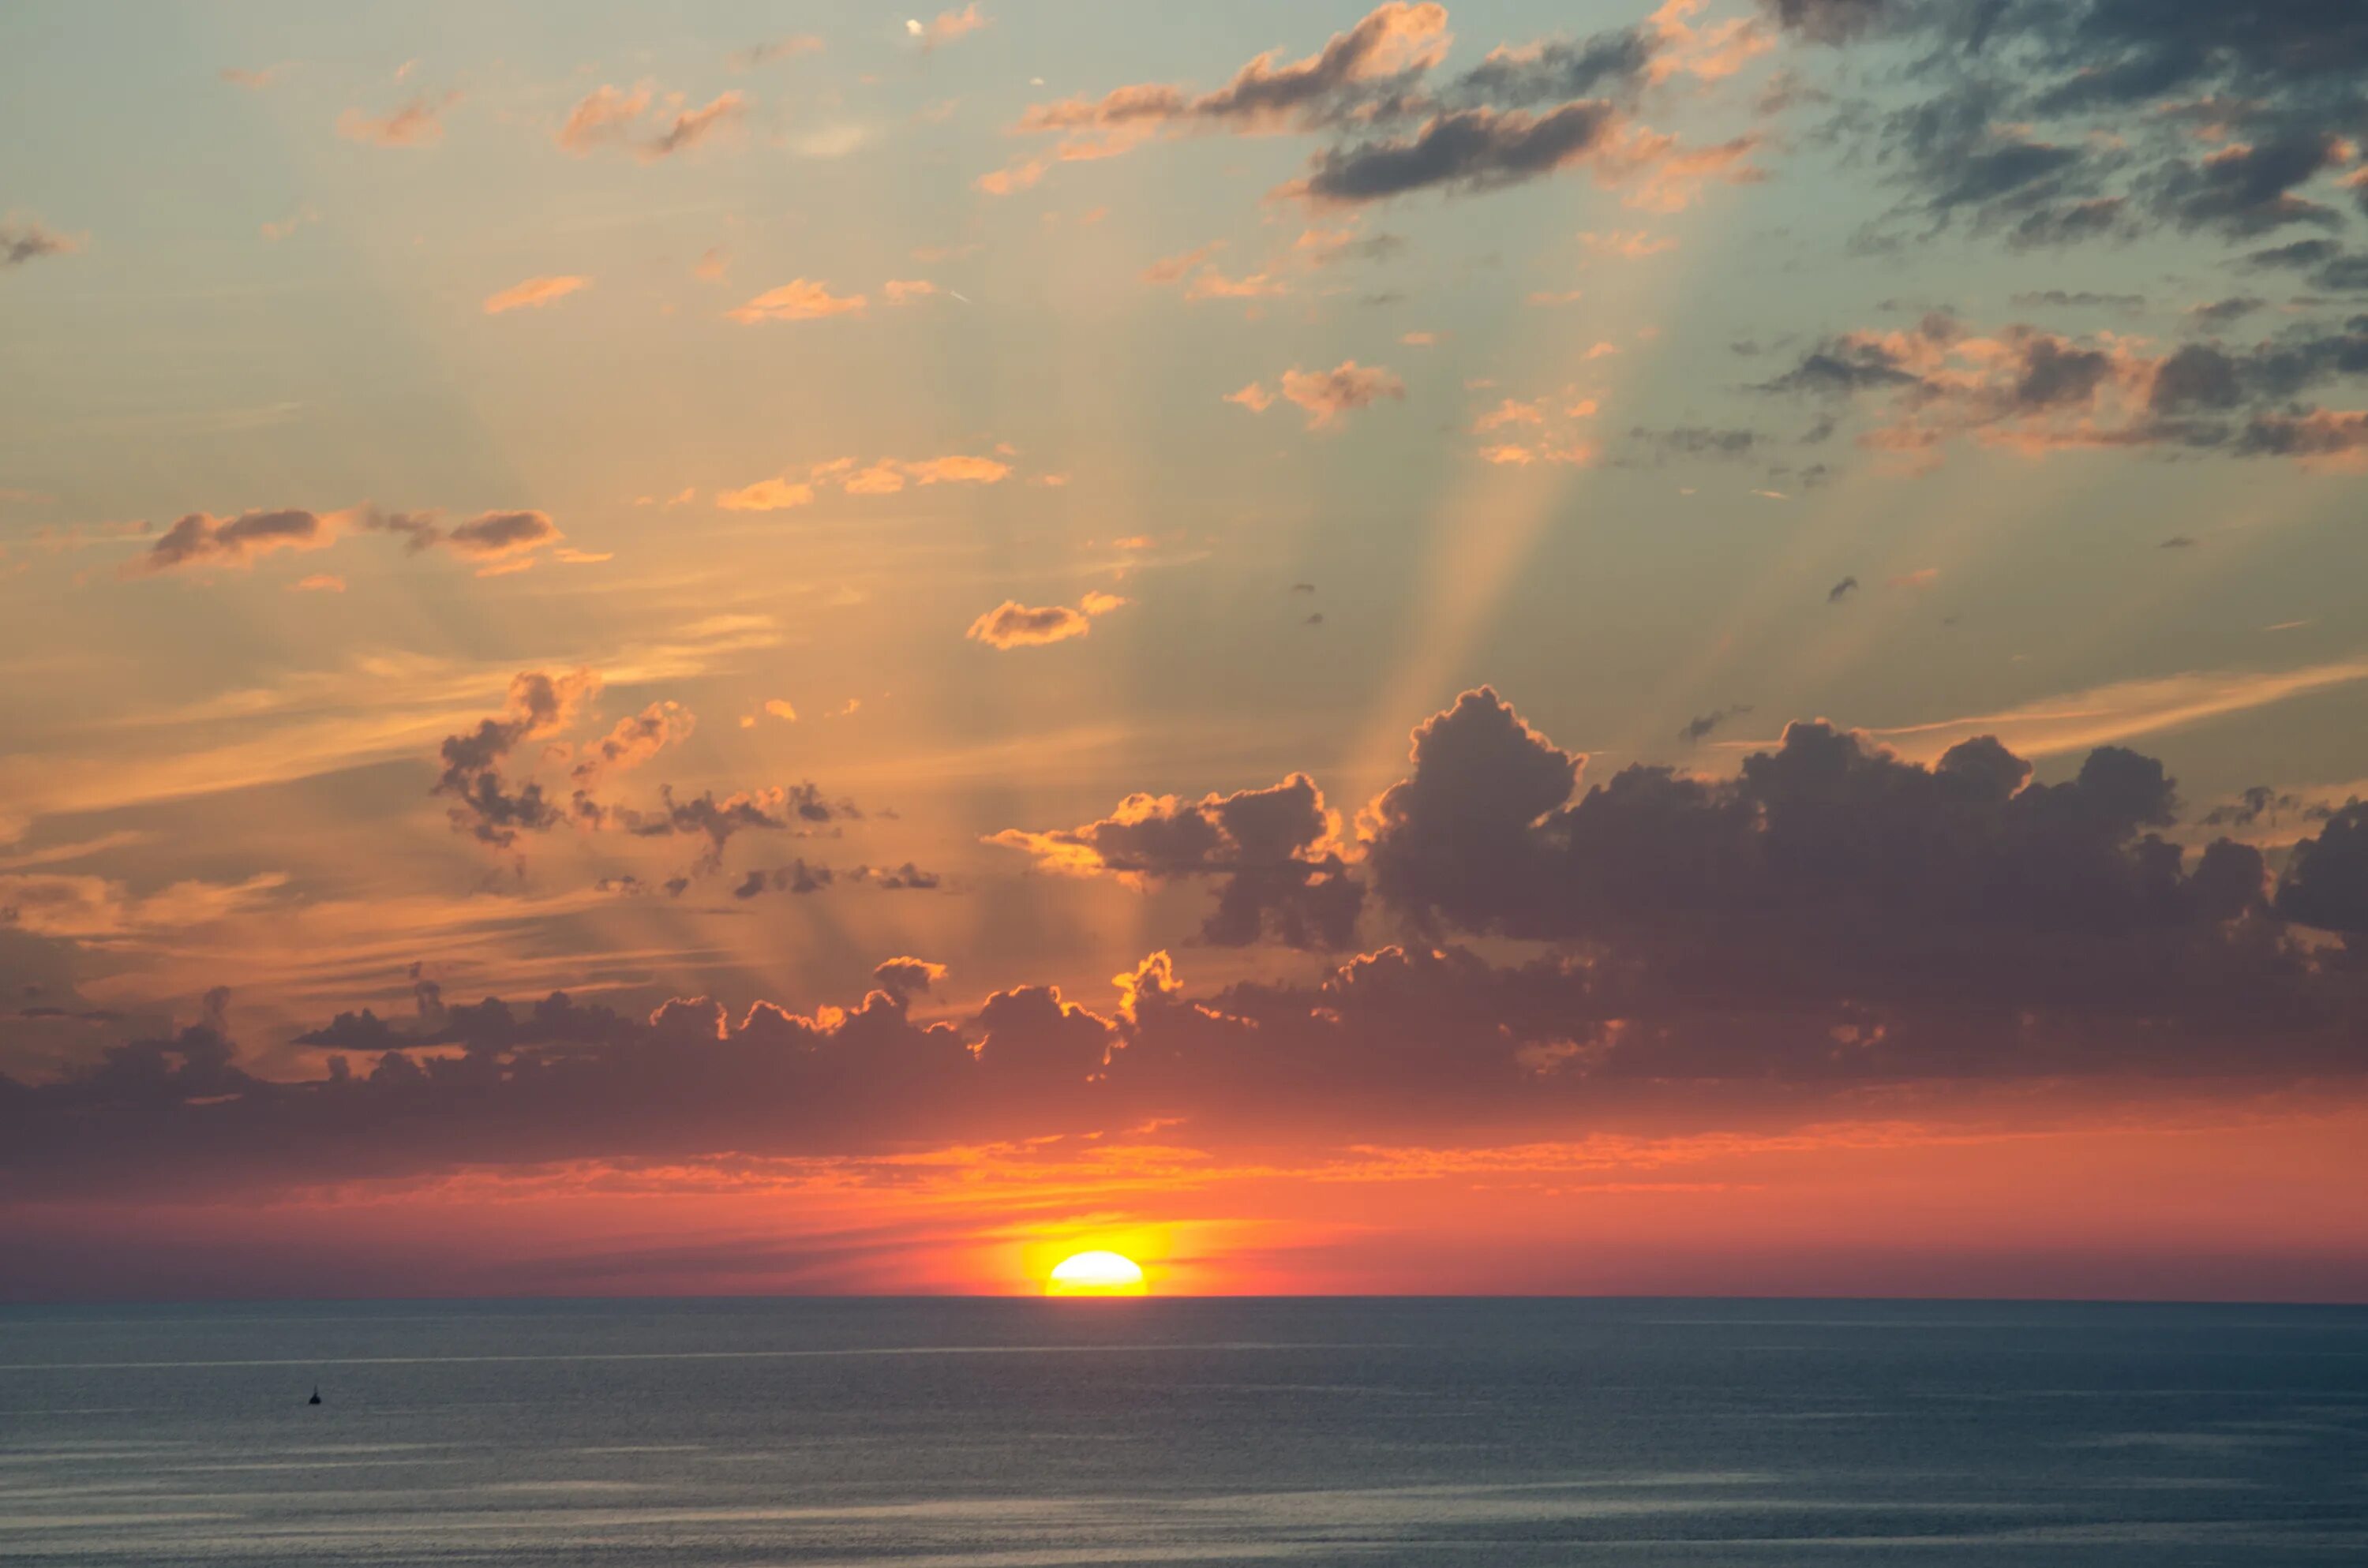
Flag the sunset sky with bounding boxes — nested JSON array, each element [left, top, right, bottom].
[[6, 0, 2368, 1302]]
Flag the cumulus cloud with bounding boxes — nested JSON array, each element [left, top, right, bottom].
[[965, 591, 1128, 649], [989, 773, 1360, 947], [17, 684, 2368, 1205], [570, 702, 695, 787], [1230, 361, 1406, 428], [430, 672, 860, 870], [433, 670, 602, 848], [873, 956, 947, 996], [482, 275, 590, 314], [727, 279, 867, 323]]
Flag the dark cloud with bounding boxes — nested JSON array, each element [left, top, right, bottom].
[[1445, 29, 1655, 110], [2246, 239, 2368, 293], [15, 688, 2368, 1203], [432, 673, 861, 871], [2, 216, 81, 268], [1827, 575, 1860, 602], [1014, 2, 1450, 145], [2012, 290, 2147, 312], [590, 785, 855, 874], [872, 956, 946, 997], [1756, 311, 2368, 466], [1679, 705, 1754, 745], [990, 775, 1362, 949], [121, 508, 334, 577], [735, 859, 833, 897], [433, 671, 598, 848], [2277, 802, 2368, 932], [724, 859, 942, 898], [363, 506, 562, 563], [1281, 103, 1624, 206], [2189, 296, 2266, 324], [2145, 134, 2347, 238], [1628, 426, 1761, 459], [1765, 2, 2368, 256]]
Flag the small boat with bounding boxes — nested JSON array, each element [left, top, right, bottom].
[[308, 1386, 322, 1406]]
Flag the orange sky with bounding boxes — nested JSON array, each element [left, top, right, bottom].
[[6, 2, 2368, 1300]]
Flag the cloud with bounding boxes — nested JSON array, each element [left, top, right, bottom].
[[1755, 309, 2368, 470], [2, 215, 84, 268], [556, 84, 652, 153], [909, 5, 989, 51], [727, 279, 867, 323], [965, 592, 1127, 649], [557, 86, 744, 160], [763, 699, 799, 723], [901, 454, 1010, 485], [362, 507, 564, 567], [873, 956, 947, 996], [482, 275, 590, 314], [433, 670, 601, 848], [884, 279, 939, 303], [1827, 575, 1859, 603], [1759, 1, 2368, 257], [1678, 704, 1753, 745], [1278, 102, 1624, 206], [989, 773, 1360, 947], [120, 508, 340, 577], [647, 93, 744, 159], [1628, 425, 1759, 459], [335, 92, 458, 148], [570, 702, 695, 787], [431, 671, 855, 866], [1014, 4, 1450, 155], [1230, 361, 1406, 428], [19, 684, 2368, 1207], [290, 574, 345, 593], [719, 454, 1011, 508], [715, 478, 815, 511]]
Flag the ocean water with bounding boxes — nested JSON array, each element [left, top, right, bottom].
[[1, 1298, 2363, 1565]]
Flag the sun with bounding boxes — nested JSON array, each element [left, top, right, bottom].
[[1046, 1250, 1148, 1297]]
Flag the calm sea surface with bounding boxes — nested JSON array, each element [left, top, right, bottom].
[[2, 1298, 2363, 1565]]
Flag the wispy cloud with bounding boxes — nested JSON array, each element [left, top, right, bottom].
[[482, 275, 590, 315]]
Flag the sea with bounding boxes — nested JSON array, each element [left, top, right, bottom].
[[2, 1297, 2364, 1565]]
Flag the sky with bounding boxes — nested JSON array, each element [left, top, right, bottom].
[[5, 0, 2368, 1302]]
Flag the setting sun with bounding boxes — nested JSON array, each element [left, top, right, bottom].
[[1046, 1251, 1148, 1297]]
